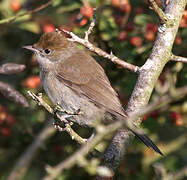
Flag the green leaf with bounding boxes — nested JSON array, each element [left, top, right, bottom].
[[134, 14, 151, 25], [52, 0, 62, 7], [19, 22, 40, 34]]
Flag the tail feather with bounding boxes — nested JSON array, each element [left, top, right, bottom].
[[131, 130, 163, 156]]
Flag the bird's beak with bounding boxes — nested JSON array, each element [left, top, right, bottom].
[[22, 45, 37, 52]]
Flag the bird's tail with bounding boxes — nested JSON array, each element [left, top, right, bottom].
[[130, 129, 163, 156]]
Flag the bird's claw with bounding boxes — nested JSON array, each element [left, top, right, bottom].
[[54, 103, 82, 115], [53, 121, 71, 131], [53, 103, 82, 131]]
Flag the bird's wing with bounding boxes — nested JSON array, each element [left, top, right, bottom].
[[56, 51, 124, 116], [56, 51, 164, 156]]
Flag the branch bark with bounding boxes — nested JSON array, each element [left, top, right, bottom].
[[100, 0, 187, 177], [43, 85, 187, 180], [0, 63, 25, 75], [171, 54, 187, 63], [0, 81, 29, 107], [61, 16, 139, 73], [148, 0, 170, 25], [27, 91, 87, 145]]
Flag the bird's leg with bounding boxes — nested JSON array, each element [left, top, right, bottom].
[[54, 102, 82, 115], [53, 102, 82, 131], [53, 103, 69, 127]]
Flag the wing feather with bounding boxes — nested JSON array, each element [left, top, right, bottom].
[[56, 51, 124, 116]]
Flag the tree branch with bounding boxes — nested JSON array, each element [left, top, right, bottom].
[[0, 0, 53, 25], [0, 81, 29, 107], [148, 0, 170, 25], [43, 86, 187, 180], [0, 63, 25, 75], [27, 91, 87, 145], [171, 54, 187, 63], [60, 11, 139, 73], [153, 163, 187, 180], [100, 0, 187, 178]]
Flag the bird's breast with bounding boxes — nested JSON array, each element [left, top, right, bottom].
[[41, 71, 110, 127]]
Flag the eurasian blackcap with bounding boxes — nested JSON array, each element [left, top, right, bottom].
[[23, 31, 163, 155]]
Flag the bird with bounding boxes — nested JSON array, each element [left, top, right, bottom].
[[23, 31, 163, 155]]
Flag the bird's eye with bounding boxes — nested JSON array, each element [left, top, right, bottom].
[[44, 49, 51, 54]]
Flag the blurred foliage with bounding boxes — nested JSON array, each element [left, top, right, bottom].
[[0, 0, 186, 179]]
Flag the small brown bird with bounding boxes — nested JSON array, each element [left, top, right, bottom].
[[24, 31, 163, 155]]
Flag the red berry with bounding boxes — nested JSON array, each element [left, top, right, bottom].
[[183, 10, 187, 20], [0, 112, 7, 125], [149, 111, 160, 118], [146, 23, 158, 33], [79, 18, 88, 27], [130, 36, 142, 47], [0, 106, 7, 125], [0, 127, 11, 136], [111, 0, 120, 7], [80, 6, 93, 18], [10, 0, 21, 12], [6, 114, 16, 126], [169, 112, 184, 126], [174, 35, 182, 45], [112, 0, 129, 7], [43, 24, 55, 33], [175, 118, 184, 126], [0, 105, 7, 125], [118, 31, 127, 41], [144, 31, 155, 41], [119, 3, 131, 13], [170, 112, 178, 119], [125, 23, 135, 32], [23, 76, 41, 89], [70, 14, 88, 27], [180, 18, 187, 28], [142, 115, 147, 122]]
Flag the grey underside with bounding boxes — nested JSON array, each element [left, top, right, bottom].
[[42, 71, 114, 127]]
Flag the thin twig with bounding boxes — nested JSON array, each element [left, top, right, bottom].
[[27, 91, 87, 145], [61, 29, 139, 73], [101, 1, 187, 177], [148, 0, 170, 25], [0, 81, 29, 107], [153, 163, 187, 180], [43, 86, 187, 180], [60, 8, 138, 73], [60, 12, 139, 73], [85, 8, 96, 41], [0, 0, 53, 24], [171, 54, 187, 63], [0, 63, 25, 75]]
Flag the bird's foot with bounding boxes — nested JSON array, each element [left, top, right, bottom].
[[54, 102, 82, 116], [53, 103, 82, 131], [53, 122, 73, 131]]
